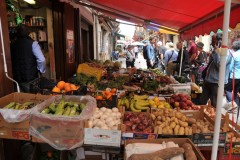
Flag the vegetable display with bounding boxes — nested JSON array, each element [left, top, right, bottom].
[[41, 99, 85, 116], [3, 102, 35, 110], [123, 112, 153, 133], [151, 108, 215, 135], [88, 107, 122, 130]]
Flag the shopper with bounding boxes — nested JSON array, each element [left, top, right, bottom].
[[157, 41, 167, 71], [133, 45, 139, 59], [191, 42, 208, 83], [10, 25, 46, 93], [125, 45, 135, 68], [200, 33, 232, 107], [146, 37, 156, 69], [188, 40, 197, 62], [174, 41, 189, 75], [164, 42, 178, 76], [225, 40, 240, 107]]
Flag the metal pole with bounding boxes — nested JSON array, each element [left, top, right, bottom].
[[211, 0, 231, 159], [0, 17, 20, 92], [179, 46, 184, 76]]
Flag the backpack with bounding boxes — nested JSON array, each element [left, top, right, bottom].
[[143, 45, 148, 59]]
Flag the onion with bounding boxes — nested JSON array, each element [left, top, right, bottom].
[[105, 109, 112, 113], [88, 120, 93, 128], [116, 112, 122, 119], [112, 107, 119, 112], [100, 107, 107, 112]]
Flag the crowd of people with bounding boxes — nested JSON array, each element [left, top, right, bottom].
[[123, 34, 240, 109]]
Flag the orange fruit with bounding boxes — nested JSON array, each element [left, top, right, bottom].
[[65, 85, 72, 92], [64, 83, 70, 90], [111, 88, 117, 94], [57, 81, 65, 90], [70, 84, 77, 90], [52, 86, 60, 93], [96, 95, 103, 100]]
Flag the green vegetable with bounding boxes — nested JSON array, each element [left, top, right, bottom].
[[69, 106, 77, 116], [41, 108, 50, 114], [55, 97, 65, 115], [49, 103, 56, 113], [4, 102, 15, 109], [63, 106, 71, 116]]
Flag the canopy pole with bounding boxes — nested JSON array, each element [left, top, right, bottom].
[[179, 46, 184, 76], [211, 0, 231, 159], [0, 17, 20, 92]]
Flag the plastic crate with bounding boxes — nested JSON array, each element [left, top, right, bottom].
[[29, 77, 56, 94]]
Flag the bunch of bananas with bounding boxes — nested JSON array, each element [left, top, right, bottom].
[[117, 97, 130, 109], [41, 100, 86, 116], [4, 102, 35, 110], [129, 94, 150, 112]]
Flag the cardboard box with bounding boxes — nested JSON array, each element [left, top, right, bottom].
[[30, 95, 96, 150], [124, 138, 206, 160], [170, 84, 191, 95], [0, 92, 50, 140], [84, 128, 121, 147]]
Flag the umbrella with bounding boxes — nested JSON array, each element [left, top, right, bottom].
[[131, 41, 145, 46]]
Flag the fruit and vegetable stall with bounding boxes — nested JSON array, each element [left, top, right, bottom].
[[0, 61, 239, 160]]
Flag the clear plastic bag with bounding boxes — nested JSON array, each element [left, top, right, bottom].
[[0, 93, 50, 123], [30, 95, 96, 150]]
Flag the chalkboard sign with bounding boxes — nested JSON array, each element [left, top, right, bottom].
[[193, 133, 226, 147]]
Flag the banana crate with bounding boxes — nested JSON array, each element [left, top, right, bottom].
[[0, 92, 50, 140], [30, 95, 96, 150]]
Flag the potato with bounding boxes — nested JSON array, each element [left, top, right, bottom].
[[185, 127, 189, 135], [174, 125, 180, 135], [186, 118, 196, 124], [160, 122, 166, 128], [176, 113, 182, 119], [158, 126, 163, 134], [162, 126, 168, 134], [166, 117, 171, 121], [189, 128, 193, 135], [179, 127, 185, 135], [154, 126, 159, 134], [162, 116, 166, 121], [157, 116, 162, 121], [151, 114, 156, 120], [179, 121, 188, 127], [170, 122, 176, 129], [182, 143, 197, 160], [156, 121, 162, 125], [181, 115, 187, 122]]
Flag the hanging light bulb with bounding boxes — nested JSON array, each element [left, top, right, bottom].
[[23, 0, 36, 5]]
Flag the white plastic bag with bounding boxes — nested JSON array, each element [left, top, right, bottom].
[[30, 95, 96, 150], [0, 93, 49, 123]]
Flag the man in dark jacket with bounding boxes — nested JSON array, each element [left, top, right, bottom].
[[174, 42, 189, 74], [11, 25, 46, 92]]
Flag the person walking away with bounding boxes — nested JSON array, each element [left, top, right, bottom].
[[188, 40, 197, 60], [146, 37, 156, 69], [133, 45, 139, 59], [125, 45, 135, 68], [158, 41, 167, 71], [191, 42, 207, 83], [225, 40, 240, 107], [164, 42, 178, 76], [200, 33, 232, 107], [10, 25, 46, 93], [173, 42, 189, 75]]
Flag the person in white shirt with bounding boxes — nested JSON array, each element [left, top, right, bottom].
[[133, 46, 139, 59]]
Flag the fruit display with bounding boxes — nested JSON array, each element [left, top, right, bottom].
[[41, 98, 85, 116], [3, 102, 35, 110], [88, 107, 122, 130], [148, 97, 171, 109], [226, 132, 240, 142], [156, 75, 173, 84], [204, 105, 216, 119], [52, 81, 79, 93], [128, 94, 150, 112], [151, 108, 215, 135], [117, 96, 130, 109], [169, 94, 199, 110], [95, 88, 117, 100], [143, 79, 159, 92], [123, 112, 154, 133], [174, 75, 186, 83]]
